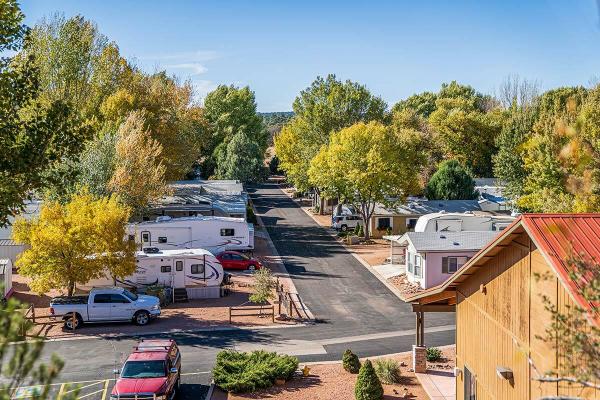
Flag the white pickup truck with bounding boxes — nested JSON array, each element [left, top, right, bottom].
[[50, 287, 161, 330]]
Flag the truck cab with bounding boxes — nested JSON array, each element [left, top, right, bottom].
[[111, 339, 181, 400]]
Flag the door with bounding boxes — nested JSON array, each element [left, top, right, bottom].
[[230, 253, 248, 269], [219, 252, 233, 269], [141, 231, 151, 249], [464, 366, 476, 400], [109, 293, 134, 320], [173, 259, 185, 288], [89, 294, 112, 320]]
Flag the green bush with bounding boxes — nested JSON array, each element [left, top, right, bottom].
[[374, 359, 401, 384], [355, 359, 384, 400], [342, 349, 361, 373], [353, 223, 360, 236], [246, 205, 257, 224], [426, 347, 443, 362], [358, 224, 364, 237], [212, 350, 299, 393]]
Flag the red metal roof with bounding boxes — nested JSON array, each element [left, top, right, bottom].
[[521, 214, 600, 313]]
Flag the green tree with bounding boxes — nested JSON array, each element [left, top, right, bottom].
[[76, 130, 117, 198], [0, 0, 88, 226], [425, 160, 478, 200], [249, 267, 276, 305], [215, 132, 265, 182], [13, 191, 136, 296], [354, 359, 383, 400], [342, 349, 361, 373], [276, 74, 387, 191], [0, 294, 77, 400], [392, 91, 438, 118], [309, 122, 425, 240]]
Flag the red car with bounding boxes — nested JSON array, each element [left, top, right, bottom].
[[216, 251, 262, 270], [111, 339, 181, 400]]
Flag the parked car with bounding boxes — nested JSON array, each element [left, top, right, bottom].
[[332, 214, 362, 232], [216, 251, 262, 270], [50, 287, 161, 330], [111, 339, 181, 400]]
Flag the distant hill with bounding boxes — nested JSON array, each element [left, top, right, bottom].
[[260, 112, 294, 144]]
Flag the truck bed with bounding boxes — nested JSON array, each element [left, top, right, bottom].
[[50, 295, 89, 305]]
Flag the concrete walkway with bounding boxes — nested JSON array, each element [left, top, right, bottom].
[[372, 263, 404, 279], [415, 370, 456, 400]]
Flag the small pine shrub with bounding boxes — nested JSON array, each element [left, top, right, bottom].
[[355, 359, 384, 400], [353, 223, 360, 235], [374, 359, 401, 384], [426, 347, 443, 362], [358, 224, 364, 237], [342, 349, 361, 373], [212, 350, 299, 393]]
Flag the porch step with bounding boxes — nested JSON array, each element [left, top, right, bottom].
[[173, 288, 188, 303]]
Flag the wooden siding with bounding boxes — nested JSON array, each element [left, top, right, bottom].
[[455, 233, 598, 400]]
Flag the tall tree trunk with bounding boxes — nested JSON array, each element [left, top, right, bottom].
[[67, 281, 75, 297]]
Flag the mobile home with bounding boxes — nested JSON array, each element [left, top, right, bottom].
[[413, 211, 515, 233], [128, 216, 254, 253]]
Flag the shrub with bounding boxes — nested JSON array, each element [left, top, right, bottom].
[[426, 347, 443, 362], [250, 267, 276, 304], [212, 350, 299, 393], [353, 223, 360, 235], [342, 349, 361, 373], [355, 359, 384, 400], [357, 224, 364, 237], [374, 359, 401, 384], [246, 205, 257, 224]]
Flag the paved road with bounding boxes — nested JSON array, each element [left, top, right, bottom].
[[24, 183, 455, 397]]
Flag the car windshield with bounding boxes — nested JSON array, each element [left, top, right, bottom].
[[122, 290, 138, 301], [121, 360, 165, 378]]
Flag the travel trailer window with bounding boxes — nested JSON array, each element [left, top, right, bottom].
[[175, 261, 183, 271], [158, 237, 167, 243], [406, 219, 418, 230], [220, 229, 235, 236], [407, 252, 414, 274], [142, 232, 150, 242], [161, 265, 171, 273], [191, 264, 205, 275]]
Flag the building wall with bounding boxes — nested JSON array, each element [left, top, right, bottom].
[[0, 244, 27, 267], [369, 215, 409, 238], [424, 251, 478, 289], [455, 233, 598, 400]]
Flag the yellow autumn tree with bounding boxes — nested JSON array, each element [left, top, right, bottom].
[[108, 111, 171, 216], [12, 191, 136, 296]]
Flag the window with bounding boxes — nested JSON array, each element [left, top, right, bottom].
[[231, 254, 246, 261], [220, 228, 235, 236], [406, 218, 418, 230], [142, 232, 150, 243], [175, 261, 183, 271], [158, 236, 167, 243], [377, 217, 391, 229], [161, 265, 171, 273], [414, 255, 422, 278], [230, 214, 244, 218], [442, 256, 468, 274], [121, 360, 167, 379], [191, 264, 205, 275], [93, 294, 111, 304], [109, 294, 130, 304], [123, 290, 138, 301]]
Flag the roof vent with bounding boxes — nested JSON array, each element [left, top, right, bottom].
[[453, 242, 459, 246], [156, 216, 172, 223], [143, 247, 161, 254], [440, 235, 446, 239]]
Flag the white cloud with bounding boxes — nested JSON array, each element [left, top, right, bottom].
[[194, 80, 219, 101], [166, 62, 208, 76]]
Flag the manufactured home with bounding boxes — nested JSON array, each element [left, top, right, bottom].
[[128, 216, 254, 253], [0, 259, 13, 299], [406, 214, 600, 399], [88, 248, 226, 299]]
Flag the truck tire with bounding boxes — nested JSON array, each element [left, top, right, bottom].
[[63, 314, 83, 330], [341, 224, 348, 232], [134, 310, 150, 326]]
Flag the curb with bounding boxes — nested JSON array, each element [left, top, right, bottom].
[[248, 198, 315, 321]]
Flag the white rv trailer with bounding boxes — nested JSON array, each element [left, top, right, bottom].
[[128, 216, 254, 253], [414, 212, 515, 233], [0, 259, 13, 299], [88, 248, 225, 289]]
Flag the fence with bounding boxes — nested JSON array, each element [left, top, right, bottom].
[[19, 305, 76, 336], [275, 280, 311, 320], [229, 305, 274, 323]]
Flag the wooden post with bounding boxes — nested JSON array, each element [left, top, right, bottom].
[[31, 305, 35, 324], [420, 311, 425, 347], [271, 306, 275, 323], [228, 307, 232, 324]]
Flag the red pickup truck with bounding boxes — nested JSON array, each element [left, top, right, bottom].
[[111, 339, 181, 400]]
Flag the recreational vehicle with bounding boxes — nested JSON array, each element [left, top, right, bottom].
[[413, 212, 515, 233], [0, 259, 12, 299], [87, 249, 226, 299], [128, 216, 254, 253]]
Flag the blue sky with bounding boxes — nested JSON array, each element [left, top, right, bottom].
[[22, 1, 600, 112]]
